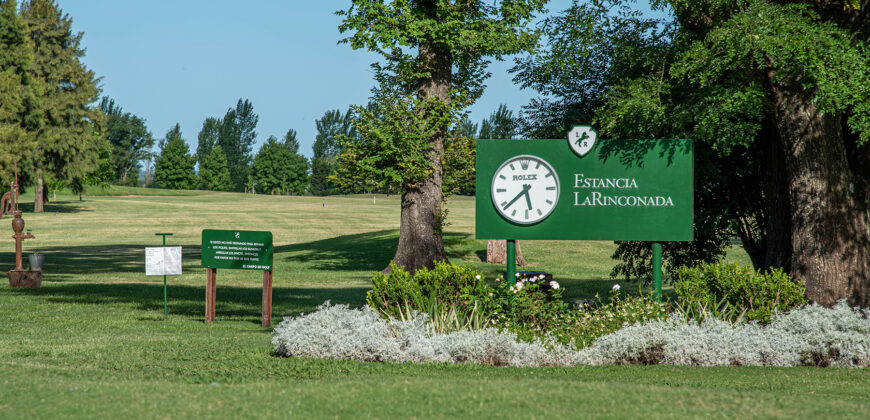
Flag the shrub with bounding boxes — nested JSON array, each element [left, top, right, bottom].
[[563, 287, 669, 348], [272, 302, 403, 362], [274, 301, 870, 368], [272, 302, 573, 367], [576, 300, 870, 367], [674, 263, 807, 323], [489, 273, 569, 341], [491, 279, 668, 348], [366, 262, 497, 333]]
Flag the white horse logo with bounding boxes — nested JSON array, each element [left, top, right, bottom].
[[568, 126, 598, 158]]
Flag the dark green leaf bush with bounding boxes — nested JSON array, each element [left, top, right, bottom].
[[674, 263, 808, 324], [367, 262, 497, 332], [366, 263, 667, 347]]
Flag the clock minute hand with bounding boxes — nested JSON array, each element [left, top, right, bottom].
[[502, 184, 531, 210]]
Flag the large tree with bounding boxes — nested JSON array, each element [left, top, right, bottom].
[[513, 1, 734, 282], [478, 104, 519, 140], [100, 97, 154, 186], [252, 135, 309, 195], [516, 0, 870, 306], [0, 0, 40, 183], [198, 144, 231, 191], [283, 128, 301, 154], [310, 109, 354, 196], [196, 116, 221, 170], [336, 0, 547, 271], [153, 124, 196, 190], [217, 99, 258, 191], [21, 0, 103, 212], [667, 0, 870, 306]]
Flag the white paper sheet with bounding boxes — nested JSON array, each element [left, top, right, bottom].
[[145, 246, 182, 276]]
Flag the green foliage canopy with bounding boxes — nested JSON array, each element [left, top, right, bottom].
[[478, 104, 518, 139], [196, 117, 221, 169], [0, 0, 40, 182], [153, 124, 196, 190], [198, 144, 231, 192], [217, 99, 258, 191], [100, 97, 154, 186], [21, 0, 104, 186], [311, 109, 355, 195], [335, 0, 547, 196], [252, 135, 309, 196]]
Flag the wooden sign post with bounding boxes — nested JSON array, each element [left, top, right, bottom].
[[201, 230, 274, 327]]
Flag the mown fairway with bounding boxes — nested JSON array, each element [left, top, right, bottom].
[[1, 188, 867, 419]]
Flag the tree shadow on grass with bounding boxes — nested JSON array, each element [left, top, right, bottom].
[[276, 229, 478, 271], [0, 228, 481, 282], [15, 200, 89, 214], [0, 244, 204, 281], [5, 282, 368, 324]]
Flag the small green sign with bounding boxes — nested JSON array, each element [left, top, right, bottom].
[[201, 229, 273, 270], [476, 138, 693, 241]]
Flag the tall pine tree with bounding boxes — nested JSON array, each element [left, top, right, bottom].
[[21, 0, 103, 212], [153, 124, 196, 190], [0, 0, 40, 183]]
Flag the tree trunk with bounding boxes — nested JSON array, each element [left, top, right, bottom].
[[394, 183, 448, 272], [34, 169, 44, 213], [761, 119, 792, 271], [770, 79, 870, 307], [390, 17, 451, 272], [486, 240, 528, 265], [144, 163, 151, 187]]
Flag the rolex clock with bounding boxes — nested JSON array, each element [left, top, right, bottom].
[[491, 155, 560, 225]]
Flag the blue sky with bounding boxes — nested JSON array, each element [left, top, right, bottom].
[[63, 1, 651, 158]]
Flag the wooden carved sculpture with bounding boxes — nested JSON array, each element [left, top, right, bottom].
[[0, 162, 19, 219]]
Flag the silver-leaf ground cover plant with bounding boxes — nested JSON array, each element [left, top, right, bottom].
[[272, 301, 870, 368]]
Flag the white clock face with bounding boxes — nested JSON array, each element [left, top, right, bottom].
[[491, 155, 560, 225]]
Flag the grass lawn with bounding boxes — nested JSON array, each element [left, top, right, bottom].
[[1, 188, 867, 419]]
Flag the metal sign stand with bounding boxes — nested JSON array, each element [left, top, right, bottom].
[[155, 232, 172, 320], [506, 239, 516, 285], [652, 242, 662, 301]]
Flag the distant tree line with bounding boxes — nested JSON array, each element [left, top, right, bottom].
[[0, 0, 510, 203], [137, 97, 514, 198]]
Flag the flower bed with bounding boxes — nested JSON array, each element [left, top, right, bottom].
[[273, 301, 870, 368]]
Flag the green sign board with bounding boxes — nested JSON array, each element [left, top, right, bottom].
[[201, 229, 273, 270], [475, 137, 693, 241]]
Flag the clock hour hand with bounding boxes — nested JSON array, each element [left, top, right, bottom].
[[502, 184, 531, 210], [524, 186, 533, 210]]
